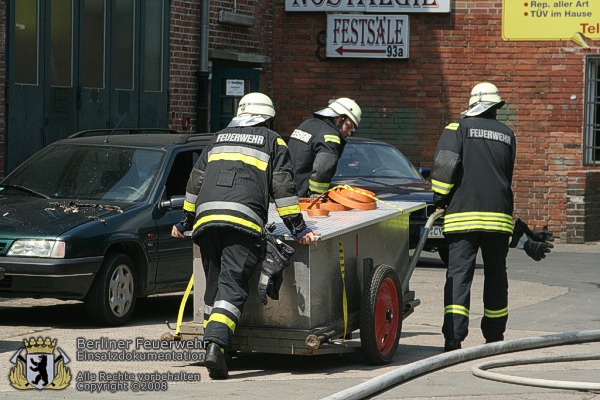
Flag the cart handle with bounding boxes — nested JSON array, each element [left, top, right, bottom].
[[405, 208, 445, 284]]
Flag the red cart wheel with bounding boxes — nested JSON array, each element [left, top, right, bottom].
[[360, 264, 403, 365]]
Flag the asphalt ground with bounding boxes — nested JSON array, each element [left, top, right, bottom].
[[0, 241, 599, 399]]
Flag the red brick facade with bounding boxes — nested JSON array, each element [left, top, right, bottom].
[[265, 1, 600, 242], [1, 1, 599, 242], [0, 2, 5, 173]]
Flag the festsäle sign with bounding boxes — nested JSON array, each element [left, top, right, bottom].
[[285, 0, 451, 13]]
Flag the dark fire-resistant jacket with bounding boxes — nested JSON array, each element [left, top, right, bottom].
[[287, 117, 346, 197], [179, 125, 308, 239], [431, 115, 516, 234]]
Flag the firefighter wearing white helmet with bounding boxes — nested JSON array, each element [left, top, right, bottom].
[[431, 82, 516, 352], [288, 97, 362, 197], [229, 92, 276, 127], [172, 92, 318, 379]]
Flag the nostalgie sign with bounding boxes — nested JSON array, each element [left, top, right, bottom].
[[285, 0, 451, 13], [326, 14, 409, 58]]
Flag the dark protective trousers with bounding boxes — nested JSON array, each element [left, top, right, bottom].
[[197, 228, 265, 351], [442, 231, 509, 342]]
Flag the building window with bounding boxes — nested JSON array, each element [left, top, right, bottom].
[[584, 57, 600, 165], [115, 0, 135, 90], [15, 0, 39, 85], [50, 0, 73, 88], [143, 0, 164, 92], [83, 0, 106, 89]]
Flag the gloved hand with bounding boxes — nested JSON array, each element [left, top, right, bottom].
[[258, 235, 295, 305], [531, 229, 555, 243], [433, 193, 448, 209], [510, 218, 554, 261], [523, 239, 553, 261]]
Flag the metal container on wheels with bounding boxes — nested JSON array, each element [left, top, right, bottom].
[[179, 200, 429, 365]]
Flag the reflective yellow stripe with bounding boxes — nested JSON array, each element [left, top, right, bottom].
[[444, 304, 469, 317], [324, 134, 341, 144], [445, 122, 459, 130], [277, 138, 287, 146], [277, 204, 301, 216], [431, 179, 454, 195], [445, 211, 513, 222], [444, 223, 513, 234], [207, 313, 236, 333], [183, 200, 196, 212], [484, 307, 508, 318], [444, 211, 513, 233], [194, 215, 263, 234], [208, 152, 268, 171], [309, 179, 329, 194]]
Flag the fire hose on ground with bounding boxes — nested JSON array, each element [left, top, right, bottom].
[[321, 329, 600, 400]]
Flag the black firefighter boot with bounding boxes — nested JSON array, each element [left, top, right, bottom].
[[205, 343, 229, 379]]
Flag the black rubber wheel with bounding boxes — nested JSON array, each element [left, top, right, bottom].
[[85, 253, 137, 326], [360, 264, 403, 365], [438, 248, 449, 266]]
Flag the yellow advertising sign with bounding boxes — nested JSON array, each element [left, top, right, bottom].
[[503, 0, 600, 40]]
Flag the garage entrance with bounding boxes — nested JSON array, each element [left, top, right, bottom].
[[5, 0, 169, 172]]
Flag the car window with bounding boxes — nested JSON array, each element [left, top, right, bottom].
[[5, 144, 165, 201], [165, 150, 202, 198], [336, 142, 423, 179]]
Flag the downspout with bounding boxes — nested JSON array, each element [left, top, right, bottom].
[[196, 0, 210, 133]]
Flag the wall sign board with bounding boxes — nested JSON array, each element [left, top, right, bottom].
[[285, 0, 451, 13], [326, 14, 409, 58], [503, 0, 600, 40], [226, 79, 245, 96]]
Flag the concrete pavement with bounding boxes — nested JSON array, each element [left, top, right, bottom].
[[0, 241, 599, 399]]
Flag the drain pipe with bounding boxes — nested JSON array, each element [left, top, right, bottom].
[[320, 329, 600, 400], [196, 0, 210, 132]]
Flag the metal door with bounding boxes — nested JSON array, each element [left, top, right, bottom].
[[210, 68, 260, 132], [6, 0, 46, 172], [5, 0, 169, 173]]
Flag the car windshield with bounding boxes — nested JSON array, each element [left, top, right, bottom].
[[335, 142, 424, 180], [2, 144, 164, 202]]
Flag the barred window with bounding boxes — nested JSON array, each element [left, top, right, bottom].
[[584, 57, 600, 165]]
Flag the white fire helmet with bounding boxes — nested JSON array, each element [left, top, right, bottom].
[[461, 82, 505, 117], [230, 92, 276, 127], [314, 97, 362, 128]]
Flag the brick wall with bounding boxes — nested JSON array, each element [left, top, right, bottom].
[[567, 171, 600, 243], [169, 1, 202, 132], [0, 2, 5, 178], [268, 0, 600, 240]]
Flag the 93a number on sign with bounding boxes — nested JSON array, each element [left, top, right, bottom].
[[386, 46, 404, 58]]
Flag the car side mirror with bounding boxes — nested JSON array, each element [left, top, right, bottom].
[[418, 167, 431, 179], [160, 195, 185, 210]]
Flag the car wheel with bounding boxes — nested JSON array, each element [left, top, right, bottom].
[[438, 248, 449, 266], [85, 253, 137, 326]]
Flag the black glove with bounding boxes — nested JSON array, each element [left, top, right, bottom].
[[433, 193, 448, 209], [531, 229, 555, 243], [523, 239, 553, 261], [510, 218, 554, 261], [258, 235, 295, 305]]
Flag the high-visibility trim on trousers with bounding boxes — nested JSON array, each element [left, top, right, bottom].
[[484, 307, 508, 318], [207, 312, 237, 333], [444, 304, 469, 318]]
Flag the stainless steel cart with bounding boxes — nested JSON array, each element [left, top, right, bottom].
[[179, 200, 427, 365]]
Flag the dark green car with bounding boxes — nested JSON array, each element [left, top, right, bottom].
[[0, 130, 210, 326]]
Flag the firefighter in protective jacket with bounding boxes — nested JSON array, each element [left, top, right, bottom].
[[288, 98, 361, 197], [172, 92, 318, 379], [431, 82, 516, 352]]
